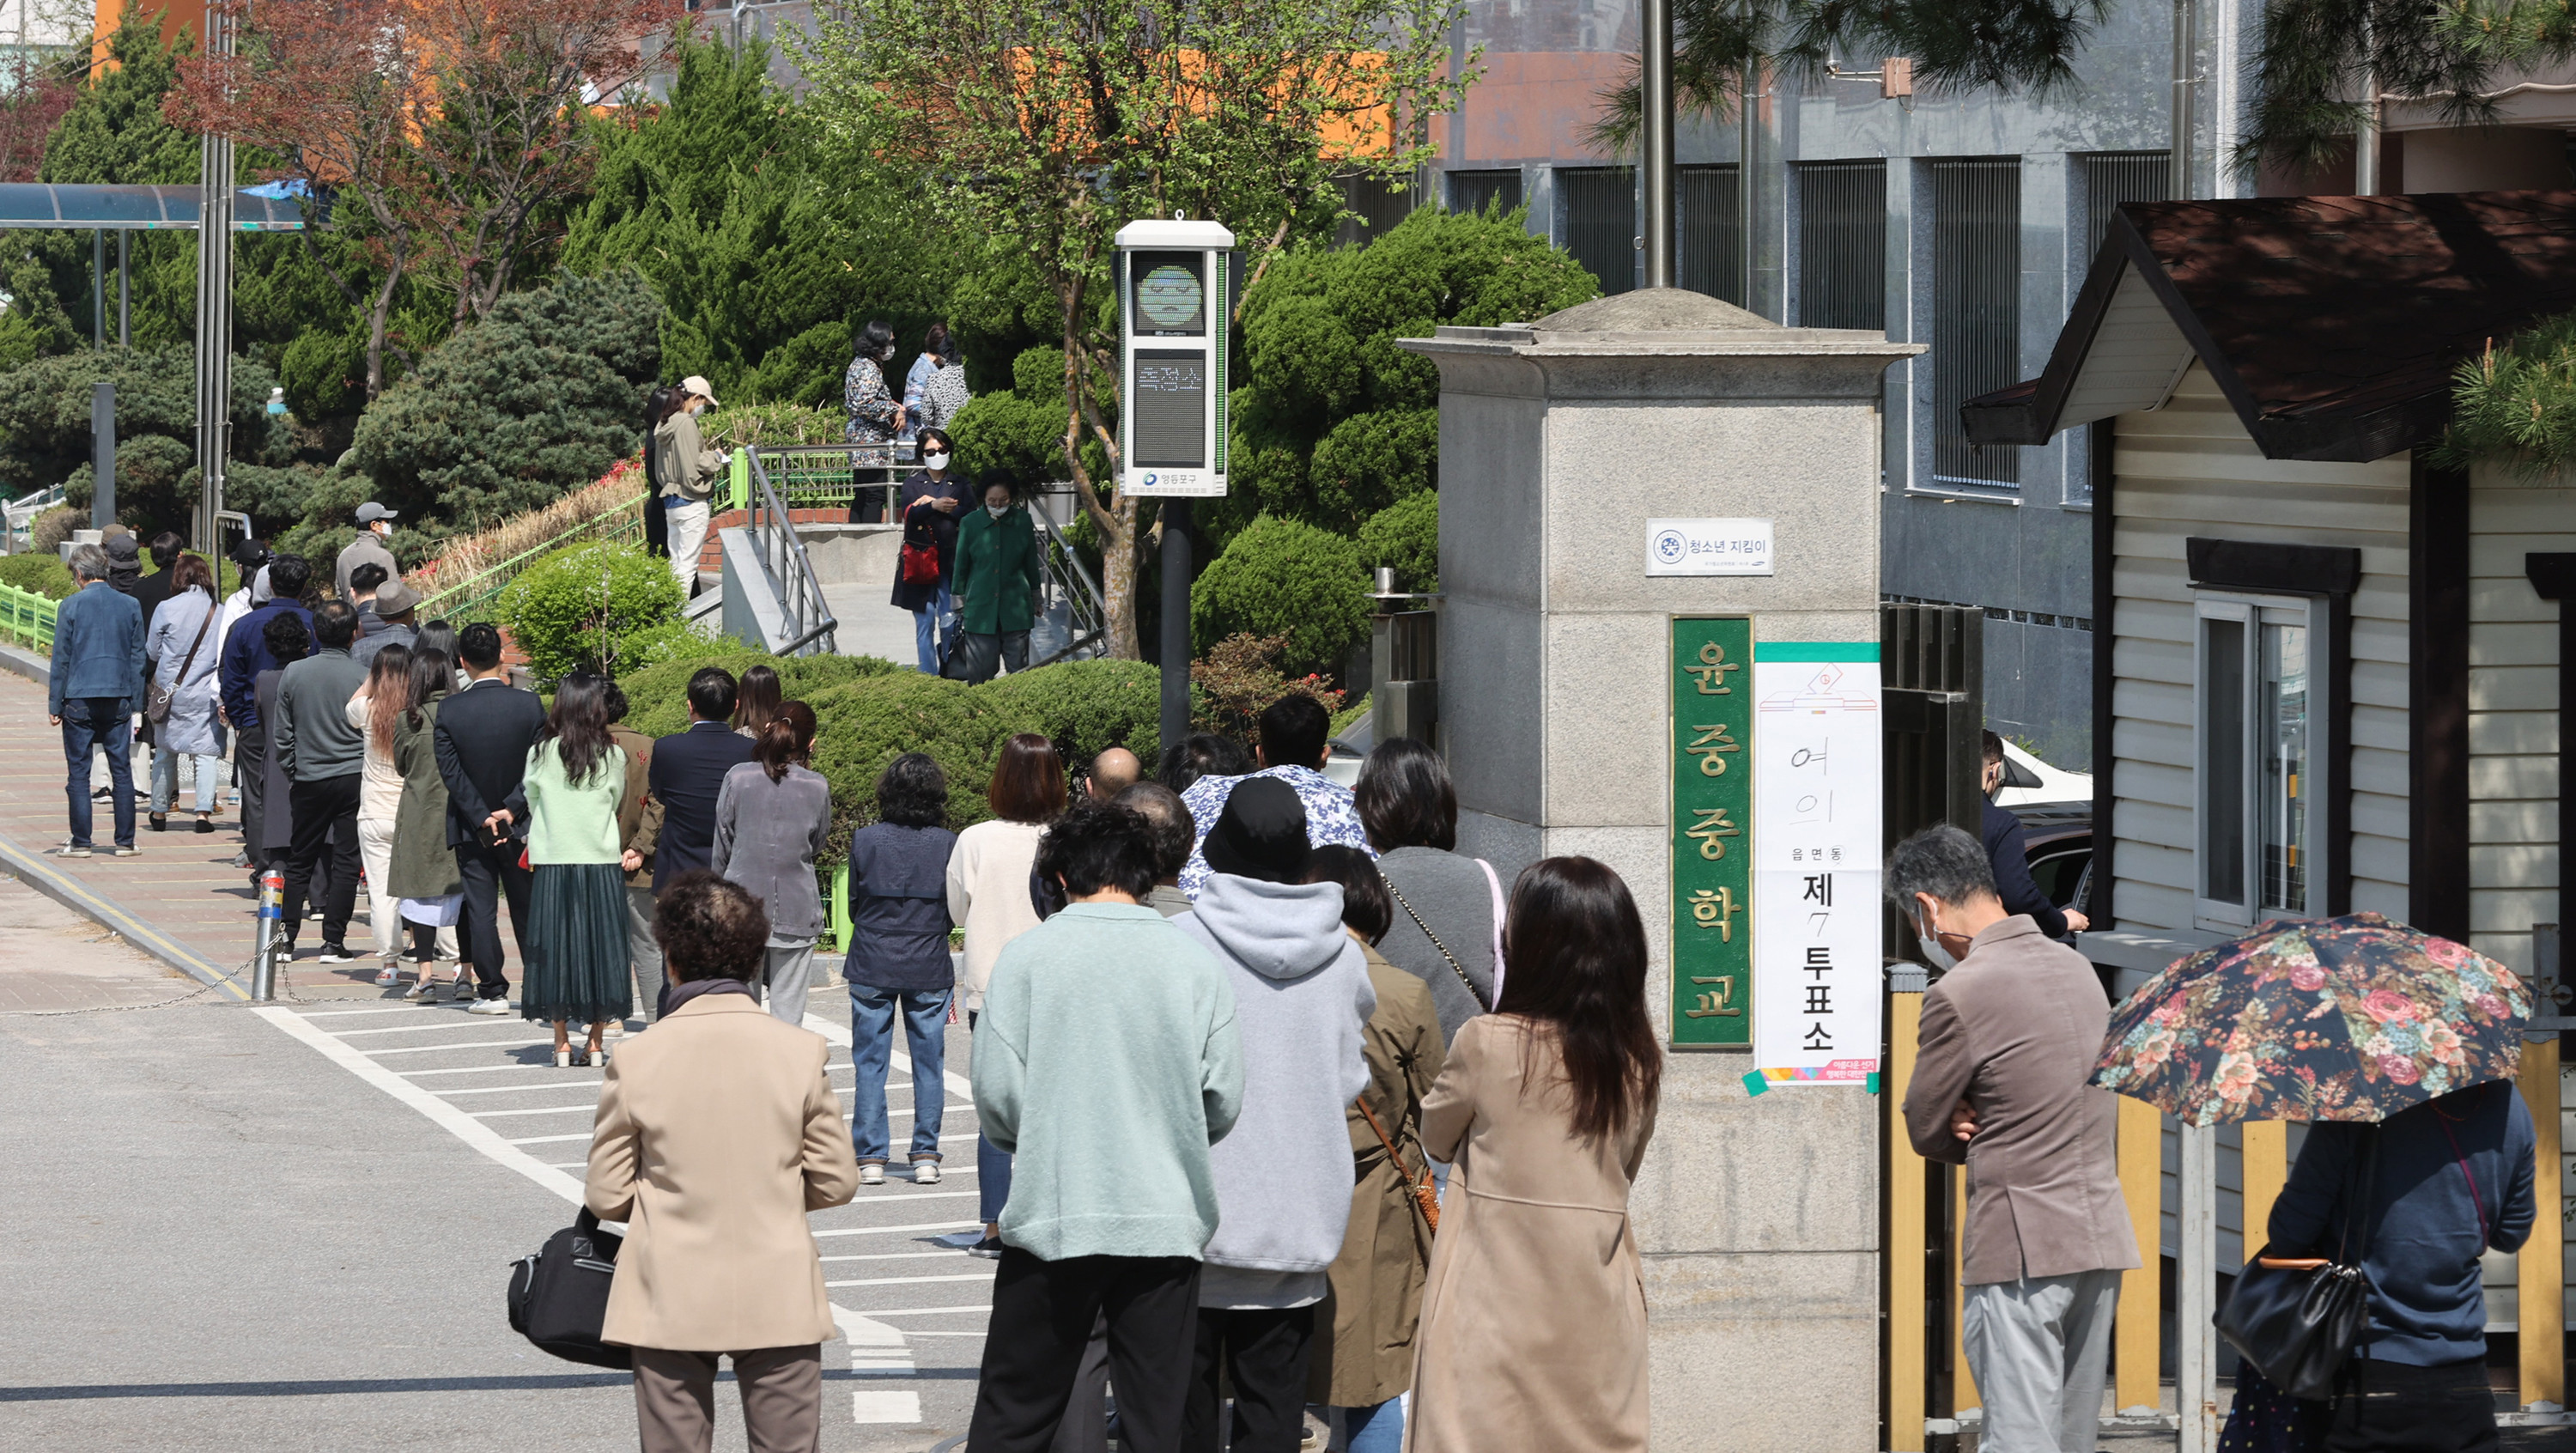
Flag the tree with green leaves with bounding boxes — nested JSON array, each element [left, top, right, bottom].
[[799, 0, 1471, 660], [562, 28, 941, 405], [0, 344, 288, 529], [2241, 0, 2573, 172]]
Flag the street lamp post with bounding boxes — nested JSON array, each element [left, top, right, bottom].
[[1640, 0, 1674, 290], [193, 0, 236, 557]]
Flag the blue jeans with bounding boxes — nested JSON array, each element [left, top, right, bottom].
[[62, 697, 133, 848], [911, 581, 954, 674], [966, 1008, 1012, 1223], [151, 745, 224, 814], [1344, 1398, 1405, 1453], [848, 983, 951, 1163]]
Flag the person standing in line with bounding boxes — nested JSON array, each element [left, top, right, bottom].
[[947, 475, 1042, 684], [1408, 856, 1662, 1453], [1978, 731, 2088, 941], [585, 872, 860, 1453], [347, 562, 391, 638], [649, 668, 756, 896], [502, 672, 632, 1067], [345, 643, 417, 985], [884, 426, 971, 672], [434, 623, 549, 1015], [1115, 781, 1197, 917], [1176, 696, 1370, 897], [219, 553, 314, 881], [965, 801, 1243, 1453], [1357, 737, 1502, 1046], [730, 662, 783, 740], [604, 682, 666, 1023], [251, 615, 307, 884], [272, 600, 371, 959], [353, 580, 421, 667], [945, 732, 1064, 1255], [1156, 733, 1255, 797], [336, 502, 399, 601], [130, 531, 184, 629], [1171, 779, 1375, 1453], [214, 539, 268, 663], [844, 751, 959, 1188], [390, 647, 464, 1000], [102, 531, 143, 598], [144, 552, 225, 836], [712, 700, 831, 1025], [49, 543, 146, 858], [1084, 746, 1141, 803], [1895, 824, 2138, 1453], [653, 376, 727, 594], [1298, 846, 1443, 1453]]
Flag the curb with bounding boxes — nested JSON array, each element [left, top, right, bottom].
[[0, 835, 251, 1001], [0, 638, 47, 687]]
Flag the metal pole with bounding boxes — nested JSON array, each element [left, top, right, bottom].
[[2170, 0, 2196, 200], [2354, 67, 2380, 193], [1738, 60, 1758, 308], [91, 380, 114, 531], [91, 228, 102, 347], [117, 231, 128, 347], [194, 0, 236, 556], [1160, 499, 1192, 754], [1640, 0, 1674, 289], [251, 867, 283, 1000], [2178, 1123, 2220, 1453]]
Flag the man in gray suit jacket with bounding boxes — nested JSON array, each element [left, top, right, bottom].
[[1894, 824, 2138, 1453]]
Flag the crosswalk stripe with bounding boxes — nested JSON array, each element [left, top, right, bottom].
[[811, 1219, 982, 1238], [862, 1306, 993, 1317], [826, 1273, 995, 1288]]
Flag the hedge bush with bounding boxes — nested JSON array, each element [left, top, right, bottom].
[[1357, 488, 1437, 593], [496, 540, 686, 684], [0, 551, 76, 599], [1189, 513, 1371, 676], [617, 644, 901, 738], [28, 505, 81, 556], [805, 672, 1013, 860], [977, 657, 1163, 769]]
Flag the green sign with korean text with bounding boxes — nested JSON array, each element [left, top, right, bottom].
[[1670, 616, 1753, 1048]]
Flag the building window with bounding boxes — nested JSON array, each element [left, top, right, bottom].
[[1334, 171, 1419, 248], [1558, 165, 1636, 296], [1447, 168, 1523, 218], [1676, 164, 1742, 305], [1795, 160, 1885, 330], [2196, 595, 2322, 927], [2077, 151, 2169, 260], [1929, 158, 2021, 490]]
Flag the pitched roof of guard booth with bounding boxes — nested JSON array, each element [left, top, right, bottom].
[[1961, 190, 2576, 462]]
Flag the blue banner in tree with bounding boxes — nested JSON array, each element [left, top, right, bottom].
[[1669, 615, 1753, 1048]]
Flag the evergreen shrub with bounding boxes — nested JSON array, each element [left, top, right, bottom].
[[1189, 514, 1370, 675], [1356, 488, 1437, 593], [0, 552, 76, 599], [495, 540, 686, 684]]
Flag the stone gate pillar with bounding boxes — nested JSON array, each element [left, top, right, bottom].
[[1399, 289, 1920, 1453]]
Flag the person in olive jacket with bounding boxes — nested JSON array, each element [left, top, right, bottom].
[[947, 474, 1043, 684]]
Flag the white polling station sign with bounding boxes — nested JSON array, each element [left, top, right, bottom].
[[1645, 517, 1774, 576]]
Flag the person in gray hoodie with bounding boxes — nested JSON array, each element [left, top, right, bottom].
[[1173, 776, 1374, 1453]]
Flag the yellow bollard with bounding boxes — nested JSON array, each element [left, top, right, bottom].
[[2116, 1096, 2164, 1414], [1954, 1170, 1978, 1415], [2241, 1120, 2288, 1261], [1886, 990, 1928, 1452], [2518, 1037, 2566, 1412]]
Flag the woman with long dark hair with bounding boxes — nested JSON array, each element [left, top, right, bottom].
[[1407, 856, 1662, 1452], [389, 647, 465, 999], [731, 662, 784, 739], [516, 672, 633, 1065], [641, 386, 680, 560], [842, 752, 958, 1185], [712, 700, 831, 1025], [346, 642, 416, 983]]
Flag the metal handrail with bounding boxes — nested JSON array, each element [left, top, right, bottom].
[[0, 581, 58, 650], [1029, 502, 1106, 668], [744, 449, 838, 656]]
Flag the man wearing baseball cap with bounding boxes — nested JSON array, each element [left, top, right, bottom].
[[337, 502, 398, 602], [653, 375, 728, 596]]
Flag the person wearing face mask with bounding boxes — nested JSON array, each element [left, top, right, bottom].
[[337, 502, 399, 602], [654, 376, 730, 595], [887, 427, 972, 674], [1893, 823, 2135, 1453], [845, 320, 905, 521], [1978, 730, 2087, 942], [946, 475, 1043, 684]]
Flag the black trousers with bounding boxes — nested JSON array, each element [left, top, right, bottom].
[[281, 774, 361, 948], [234, 727, 270, 869], [969, 1249, 1200, 1453], [455, 836, 532, 1000], [1182, 1305, 1315, 1453], [2311, 1358, 2500, 1453]]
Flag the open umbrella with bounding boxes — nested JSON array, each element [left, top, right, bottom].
[[2091, 912, 2529, 1126]]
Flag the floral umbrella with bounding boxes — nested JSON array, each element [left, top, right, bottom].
[[2092, 912, 2530, 1126]]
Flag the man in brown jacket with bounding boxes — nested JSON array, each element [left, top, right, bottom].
[[1895, 824, 2138, 1453]]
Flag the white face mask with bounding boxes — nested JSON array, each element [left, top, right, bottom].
[[922, 451, 951, 471], [986, 502, 1008, 518]]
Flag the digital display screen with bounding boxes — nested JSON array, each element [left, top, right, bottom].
[[1131, 348, 1206, 467], [1130, 252, 1206, 336]]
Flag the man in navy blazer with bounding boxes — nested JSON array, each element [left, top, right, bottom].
[[50, 543, 147, 855], [648, 667, 755, 894], [433, 623, 548, 1011]]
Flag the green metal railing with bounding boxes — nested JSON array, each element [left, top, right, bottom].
[[0, 581, 57, 652], [414, 491, 649, 622], [749, 443, 914, 514]]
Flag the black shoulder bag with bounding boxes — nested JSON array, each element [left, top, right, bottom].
[[506, 1206, 632, 1369], [2214, 1124, 2380, 1401]]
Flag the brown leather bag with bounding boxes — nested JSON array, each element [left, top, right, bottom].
[[1357, 1097, 1439, 1236]]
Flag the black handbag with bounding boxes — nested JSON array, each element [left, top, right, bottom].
[[2215, 1127, 2380, 1401], [506, 1207, 632, 1369], [942, 629, 993, 683]]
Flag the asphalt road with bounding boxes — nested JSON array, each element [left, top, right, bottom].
[[0, 906, 987, 1452]]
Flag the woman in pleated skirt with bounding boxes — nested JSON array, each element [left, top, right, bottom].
[[513, 672, 634, 1066]]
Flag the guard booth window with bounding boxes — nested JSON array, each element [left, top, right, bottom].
[[1447, 168, 1522, 218], [1676, 164, 1742, 306], [2196, 595, 2322, 927], [1929, 158, 2021, 490], [1558, 166, 1636, 296], [1795, 160, 1886, 330]]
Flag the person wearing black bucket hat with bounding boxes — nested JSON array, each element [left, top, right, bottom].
[[1173, 777, 1376, 1453]]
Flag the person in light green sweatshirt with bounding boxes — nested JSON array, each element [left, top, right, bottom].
[[967, 801, 1242, 1453]]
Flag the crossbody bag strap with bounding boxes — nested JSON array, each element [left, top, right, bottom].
[[1385, 875, 1490, 1013], [2432, 1098, 2491, 1242], [1357, 1095, 1440, 1239], [174, 597, 216, 680]]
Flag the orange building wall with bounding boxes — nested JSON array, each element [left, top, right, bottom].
[[93, 0, 200, 76], [1453, 51, 1629, 164]]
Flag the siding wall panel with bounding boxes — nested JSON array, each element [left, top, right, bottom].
[[2464, 471, 2574, 979]]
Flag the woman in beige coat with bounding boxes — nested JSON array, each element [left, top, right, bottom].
[[1407, 856, 1663, 1453], [584, 871, 860, 1453]]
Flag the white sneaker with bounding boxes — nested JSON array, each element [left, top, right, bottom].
[[404, 976, 439, 1001], [911, 1160, 941, 1185], [465, 996, 512, 1016], [374, 964, 400, 987], [860, 1164, 885, 1187]]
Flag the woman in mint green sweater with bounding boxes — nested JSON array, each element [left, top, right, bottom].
[[513, 673, 633, 1066]]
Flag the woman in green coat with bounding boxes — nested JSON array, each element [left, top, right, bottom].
[[946, 475, 1043, 684]]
